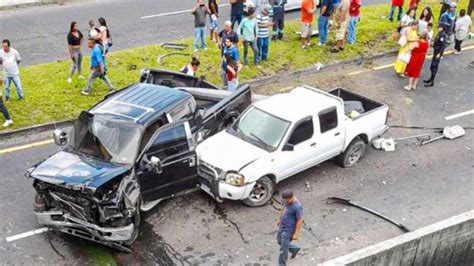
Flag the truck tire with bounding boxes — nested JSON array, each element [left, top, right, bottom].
[[336, 137, 366, 168], [242, 176, 274, 207]]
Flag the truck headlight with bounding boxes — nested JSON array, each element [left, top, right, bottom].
[[225, 172, 244, 187]]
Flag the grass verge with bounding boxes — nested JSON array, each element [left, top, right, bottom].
[[0, 0, 467, 131]]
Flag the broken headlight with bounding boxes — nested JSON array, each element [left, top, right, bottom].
[[224, 172, 245, 187]]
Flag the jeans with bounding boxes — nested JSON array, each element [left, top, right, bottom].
[[389, 6, 403, 21], [227, 79, 239, 91], [85, 70, 115, 93], [257, 37, 269, 61], [193, 27, 207, 50], [277, 231, 300, 266], [318, 16, 329, 45], [231, 14, 243, 30], [0, 97, 11, 121], [4, 75, 24, 100], [243, 40, 259, 65], [222, 70, 228, 87], [69, 48, 83, 78], [347, 16, 359, 44]]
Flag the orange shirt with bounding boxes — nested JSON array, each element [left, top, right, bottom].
[[301, 0, 315, 23]]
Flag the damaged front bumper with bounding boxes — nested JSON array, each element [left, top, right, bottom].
[[35, 210, 134, 244]]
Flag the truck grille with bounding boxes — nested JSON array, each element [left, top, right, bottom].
[[198, 160, 222, 182]]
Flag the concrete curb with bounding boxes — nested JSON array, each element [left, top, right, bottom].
[[0, 0, 73, 8]]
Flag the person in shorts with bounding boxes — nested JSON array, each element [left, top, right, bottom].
[[209, 0, 219, 42], [301, 0, 315, 49]]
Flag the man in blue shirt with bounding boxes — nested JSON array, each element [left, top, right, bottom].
[[276, 189, 303, 266], [222, 37, 241, 87], [230, 0, 245, 29], [318, 0, 334, 45], [82, 38, 115, 96]]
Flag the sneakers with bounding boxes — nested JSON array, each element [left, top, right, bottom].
[[78, 75, 85, 79], [290, 248, 301, 259], [194, 49, 199, 53], [453, 51, 461, 55], [2, 119, 13, 128], [317, 42, 323, 46], [67, 78, 72, 84], [81, 90, 90, 96]]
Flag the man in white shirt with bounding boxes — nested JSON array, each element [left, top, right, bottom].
[[0, 39, 24, 101]]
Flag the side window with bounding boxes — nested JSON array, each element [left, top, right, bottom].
[[149, 124, 189, 160], [288, 118, 314, 145], [140, 119, 164, 152], [319, 108, 338, 133]]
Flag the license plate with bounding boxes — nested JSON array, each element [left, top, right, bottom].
[[200, 183, 214, 198]]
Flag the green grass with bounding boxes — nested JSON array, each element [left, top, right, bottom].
[[1, 0, 467, 131]]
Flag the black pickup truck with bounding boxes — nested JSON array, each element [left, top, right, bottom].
[[26, 70, 252, 251]]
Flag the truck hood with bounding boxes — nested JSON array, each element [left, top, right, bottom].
[[197, 131, 267, 172], [29, 150, 128, 190]]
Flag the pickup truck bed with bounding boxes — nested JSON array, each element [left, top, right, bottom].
[[328, 88, 384, 118]]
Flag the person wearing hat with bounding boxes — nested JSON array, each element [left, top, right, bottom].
[[276, 189, 303, 265], [440, 2, 457, 43], [424, 24, 447, 87]]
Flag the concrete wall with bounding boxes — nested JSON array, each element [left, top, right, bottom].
[[0, 0, 69, 7], [322, 210, 474, 266]]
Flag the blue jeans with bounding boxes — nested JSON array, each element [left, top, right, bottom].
[[389, 6, 403, 21], [257, 37, 269, 61], [227, 79, 239, 91], [4, 75, 24, 100], [347, 16, 359, 44], [277, 231, 300, 266], [231, 14, 242, 30], [318, 16, 329, 45], [193, 27, 207, 50], [243, 40, 259, 65], [0, 97, 11, 120]]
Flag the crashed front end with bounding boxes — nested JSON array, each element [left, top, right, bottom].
[[29, 171, 141, 250]]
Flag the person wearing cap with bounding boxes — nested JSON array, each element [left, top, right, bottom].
[[424, 24, 447, 87], [276, 189, 303, 265], [440, 2, 457, 43]]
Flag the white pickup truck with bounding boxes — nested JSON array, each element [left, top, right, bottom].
[[196, 86, 389, 207]]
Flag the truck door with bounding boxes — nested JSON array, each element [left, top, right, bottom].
[[313, 107, 345, 163], [138, 121, 198, 202], [278, 116, 318, 179]]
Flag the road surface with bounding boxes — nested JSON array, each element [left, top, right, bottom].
[[0, 48, 473, 264]]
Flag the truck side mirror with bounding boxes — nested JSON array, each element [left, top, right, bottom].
[[282, 143, 294, 152], [150, 156, 163, 174], [53, 129, 68, 146]]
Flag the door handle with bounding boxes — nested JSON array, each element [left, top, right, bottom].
[[310, 143, 317, 147], [335, 132, 340, 136]]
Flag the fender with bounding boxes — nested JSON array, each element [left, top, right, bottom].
[[240, 157, 279, 185]]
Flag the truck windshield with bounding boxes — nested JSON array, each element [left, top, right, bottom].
[[70, 112, 141, 165], [231, 106, 290, 151]]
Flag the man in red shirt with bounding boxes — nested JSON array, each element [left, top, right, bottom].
[[347, 0, 361, 44], [300, 0, 315, 49]]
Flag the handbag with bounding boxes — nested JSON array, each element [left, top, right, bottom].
[[399, 52, 411, 64]]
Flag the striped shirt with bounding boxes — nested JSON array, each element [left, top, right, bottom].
[[256, 14, 271, 38]]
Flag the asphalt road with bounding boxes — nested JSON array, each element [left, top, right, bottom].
[[0, 48, 473, 264], [0, 0, 385, 66]]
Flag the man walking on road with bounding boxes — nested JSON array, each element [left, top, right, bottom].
[[0, 40, 25, 101], [424, 25, 447, 87], [192, 0, 211, 52], [276, 189, 303, 266], [81, 38, 115, 96]]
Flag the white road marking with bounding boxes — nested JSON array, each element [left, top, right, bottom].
[[445, 110, 474, 121], [0, 139, 54, 155], [141, 4, 230, 20], [5, 228, 50, 242]]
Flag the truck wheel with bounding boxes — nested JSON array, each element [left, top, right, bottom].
[[336, 137, 366, 168], [123, 200, 141, 246], [242, 176, 274, 207]]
